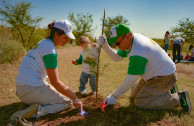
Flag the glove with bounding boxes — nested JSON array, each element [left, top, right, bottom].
[[97, 35, 107, 46], [103, 94, 117, 105]]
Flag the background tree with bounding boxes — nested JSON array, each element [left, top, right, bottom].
[[68, 12, 94, 45], [103, 15, 129, 40], [0, 0, 43, 50], [171, 18, 194, 43]]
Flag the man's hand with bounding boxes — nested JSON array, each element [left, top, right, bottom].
[[72, 59, 77, 64], [97, 35, 107, 46], [103, 94, 117, 105]]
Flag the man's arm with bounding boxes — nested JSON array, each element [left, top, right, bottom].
[[113, 74, 138, 98], [104, 74, 138, 105], [181, 40, 185, 50], [98, 36, 123, 62], [171, 40, 174, 48]]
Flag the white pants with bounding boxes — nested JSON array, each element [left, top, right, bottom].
[[16, 83, 72, 118]]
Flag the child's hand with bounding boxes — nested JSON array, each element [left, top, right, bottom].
[[72, 59, 77, 64], [91, 43, 97, 47]]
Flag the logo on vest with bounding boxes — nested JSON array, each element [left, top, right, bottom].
[[110, 31, 112, 36]]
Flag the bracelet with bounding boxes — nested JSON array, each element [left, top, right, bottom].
[[112, 94, 118, 99]]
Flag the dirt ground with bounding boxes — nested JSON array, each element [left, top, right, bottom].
[[33, 94, 120, 126], [2, 47, 194, 126], [32, 93, 181, 126]]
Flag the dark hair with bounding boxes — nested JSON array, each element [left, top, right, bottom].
[[189, 45, 193, 51], [47, 21, 65, 39], [165, 31, 169, 36]]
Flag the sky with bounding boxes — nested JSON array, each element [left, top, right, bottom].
[[1, 0, 194, 39]]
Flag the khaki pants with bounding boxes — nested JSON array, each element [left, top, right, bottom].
[[131, 73, 180, 110], [16, 83, 72, 118]]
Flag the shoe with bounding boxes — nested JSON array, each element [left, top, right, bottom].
[[92, 91, 96, 95], [80, 91, 87, 95], [170, 84, 179, 94], [178, 90, 192, 112], [10, 103, 39, 121], [8, 116, 33, 126]]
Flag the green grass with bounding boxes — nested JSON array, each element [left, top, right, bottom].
[[0, 46, 194, 126], [153, 38, 192, 53]]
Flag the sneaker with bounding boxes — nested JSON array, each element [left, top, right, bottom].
[[178, 90, 192, 112], [10, 103, 39, 121], [170, 84, 179, 94], [8, 116, 33, 126], [80, 91, 87, 95], [92, 91, 96, 95]]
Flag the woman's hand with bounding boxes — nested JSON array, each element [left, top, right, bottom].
[[72, 98, 83, 109]]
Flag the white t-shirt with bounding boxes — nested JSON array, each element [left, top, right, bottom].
[[164, 35, 170, 45], [16, 39, 57, 86], [191, 48, 194, 57], [117, 33, 176, 81], [76, 45, 98, 74], [173, 37, 185, 45]]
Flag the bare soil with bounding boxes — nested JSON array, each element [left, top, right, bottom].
[[1, 47, 194, 126], [33, 94, 121, 126]]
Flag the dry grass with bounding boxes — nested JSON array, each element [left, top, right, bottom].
[[0, 63, 21, 105], [0, 46, 194, 125], [176, 63, 194, 78]]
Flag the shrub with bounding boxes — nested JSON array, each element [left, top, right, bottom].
[[153, 39, 165, 49], [0, 26, 25, 64], [25, 28, 49, 51], [0, 40, 25, 64]]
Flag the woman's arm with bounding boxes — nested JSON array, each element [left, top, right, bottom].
[[46, 68, 82, 108], [164, 36, 167, 41], [191, 50, 193, 57]]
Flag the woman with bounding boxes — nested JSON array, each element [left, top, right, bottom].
[[164, 31, 173, 52], [189, 45, 194, 61], [10, 20, 83, 120]]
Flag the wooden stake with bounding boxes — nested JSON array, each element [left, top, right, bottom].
[[96, 9, 105, 103]]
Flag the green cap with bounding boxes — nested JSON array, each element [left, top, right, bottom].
[[108, 24, 130, 44]]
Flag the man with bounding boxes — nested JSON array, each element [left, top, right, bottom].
[[171, 37, 185, 63], [97, 24, 191, 112]]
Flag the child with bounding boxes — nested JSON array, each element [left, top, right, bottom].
[[189, 45, 194, 61], [72, 36, 99, 94], [184, 53, 191, 61]]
